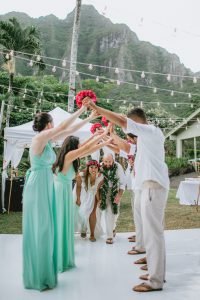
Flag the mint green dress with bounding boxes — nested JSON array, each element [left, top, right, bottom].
[[22, 142, 57, 291], [54, 164, 75, 272]]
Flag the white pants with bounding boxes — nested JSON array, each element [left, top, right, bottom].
[[105, 196, 119, 239], [141, 186, 168, 289], [134, 190, 145, 251]]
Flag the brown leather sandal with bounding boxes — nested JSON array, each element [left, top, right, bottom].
[[89, 236, 96, 242], [106, 238, 113, 244], [128, 249, 146, 255], [139, 274, 149, 281], [134, 257, 147, 264], [133, 282, 162, 292], [140, 264, 148, 271], [129, 236, 136, 242]]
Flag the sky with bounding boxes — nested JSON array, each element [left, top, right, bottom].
[[1, 0, 200, 72]]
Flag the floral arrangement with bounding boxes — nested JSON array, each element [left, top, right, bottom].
[[101, 116, 109, 127], [86, 160, 100, 168], [76, 90, 97, 108], [90, 123, 102, 134]]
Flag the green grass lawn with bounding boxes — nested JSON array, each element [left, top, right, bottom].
[[0, 189, 200, 234]]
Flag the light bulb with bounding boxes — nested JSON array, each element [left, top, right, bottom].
[[188, 93, 192, 99], [52, 66, 56, 73], [171, 90, 174, 96], [96, 76, 99, 82], [117, 80, 120, 85], [167, 74, 171, 81], [88, 64, 93, 70], [115, 68, 119, 74], [193, 77, 197, 84], [29, 60, 33, 67], [76, 71, 79, 75], [141, 71, 145, 79], [36, 55, 41, 61], [62, 59, 67, 67], [136, 84, 139, 90], [153, 87, 157, 93]]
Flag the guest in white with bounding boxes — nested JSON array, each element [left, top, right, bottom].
[[100, 153, 126, 244], [76, 160, 103, 242], [83, 99, 169, 293]]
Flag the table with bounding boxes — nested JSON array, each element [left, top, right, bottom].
[[176, 180, 200, 206]]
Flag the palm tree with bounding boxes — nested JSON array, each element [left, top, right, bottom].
[[0, 17, 45, 125]]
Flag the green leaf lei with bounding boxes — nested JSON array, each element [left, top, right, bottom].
[[100, 163, 119, 214]]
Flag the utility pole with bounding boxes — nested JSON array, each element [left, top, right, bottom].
[[68, 0, 82, 112]]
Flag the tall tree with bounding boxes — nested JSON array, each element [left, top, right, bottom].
[[0, 17, 45, 125]]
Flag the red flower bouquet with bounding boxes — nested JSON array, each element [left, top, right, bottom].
[[76, 90, 97, 108], [90, 123, 102, 134], [101, 116, 109, 127]]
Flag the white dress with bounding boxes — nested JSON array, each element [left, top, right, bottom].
[[75, 173, 104, 237], [125, 163, 135, 190]]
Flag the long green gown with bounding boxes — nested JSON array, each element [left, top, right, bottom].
[[54, 164, 75, 272], [22, 142, 57, 291]]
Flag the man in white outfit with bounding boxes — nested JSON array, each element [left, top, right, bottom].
[[100, 153, 126, 244], [83, 99, 169, 293]]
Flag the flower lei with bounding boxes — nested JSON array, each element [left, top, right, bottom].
[[76, 90, 97, 108], [100, 163, 119, 214]]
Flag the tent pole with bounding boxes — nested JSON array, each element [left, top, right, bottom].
[[8, 167, 14, 214]]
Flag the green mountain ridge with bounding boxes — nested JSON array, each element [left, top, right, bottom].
[[0, 4, 199, 118]]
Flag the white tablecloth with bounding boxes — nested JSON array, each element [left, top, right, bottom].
[[176, 181, 200, 205]]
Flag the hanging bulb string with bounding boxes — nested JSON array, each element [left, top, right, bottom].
[[0, 48, 200, 81]]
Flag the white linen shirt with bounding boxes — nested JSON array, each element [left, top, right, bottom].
[[125, 118, 169, 190]]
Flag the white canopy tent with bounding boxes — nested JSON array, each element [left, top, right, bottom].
[[2, 107, 92, 209]]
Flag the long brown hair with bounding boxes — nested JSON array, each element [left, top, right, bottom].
[[84, 160, 100, 191], [52, 136, 80, 174]]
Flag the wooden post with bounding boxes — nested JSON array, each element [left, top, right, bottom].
[[68, 0, 82, 112]]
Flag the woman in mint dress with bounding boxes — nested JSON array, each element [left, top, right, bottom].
[[53, 133, 112, 273], [23, 106, 93, 291]]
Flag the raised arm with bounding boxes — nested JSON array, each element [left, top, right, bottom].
[[76, 174, 82, 206], [32, 106, 87, 155], [83, 97, 127, 128], [52, 110, 98, 142]]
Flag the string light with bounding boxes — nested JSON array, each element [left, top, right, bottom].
[[29, 60, 33, 67], [2, 49, 200, 82], [188, 93, 192, 99], [76, 70, 79, 75], [115, 68, 119, 74], [135, 84, 139, 90], [174, 103, 177, 108], [193, 77, 197, 84], [153, 87, 157, 93], [52, 66, 56, 73], [36, 55, 41, 62], [141, 71, 145, 78], [140, 101, 143, 108], [5, 53, 9, 60], [117, 80, 121, 85], [88, 64, 93, 70], [96, 76, 99, 82], [171, 90, 174, 96], [62, 59, 67, 67], [23, 94, 26, 99], [191, 103, 194, 108], [157, 102, 160, 106], [167, 74, 171, 81]]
